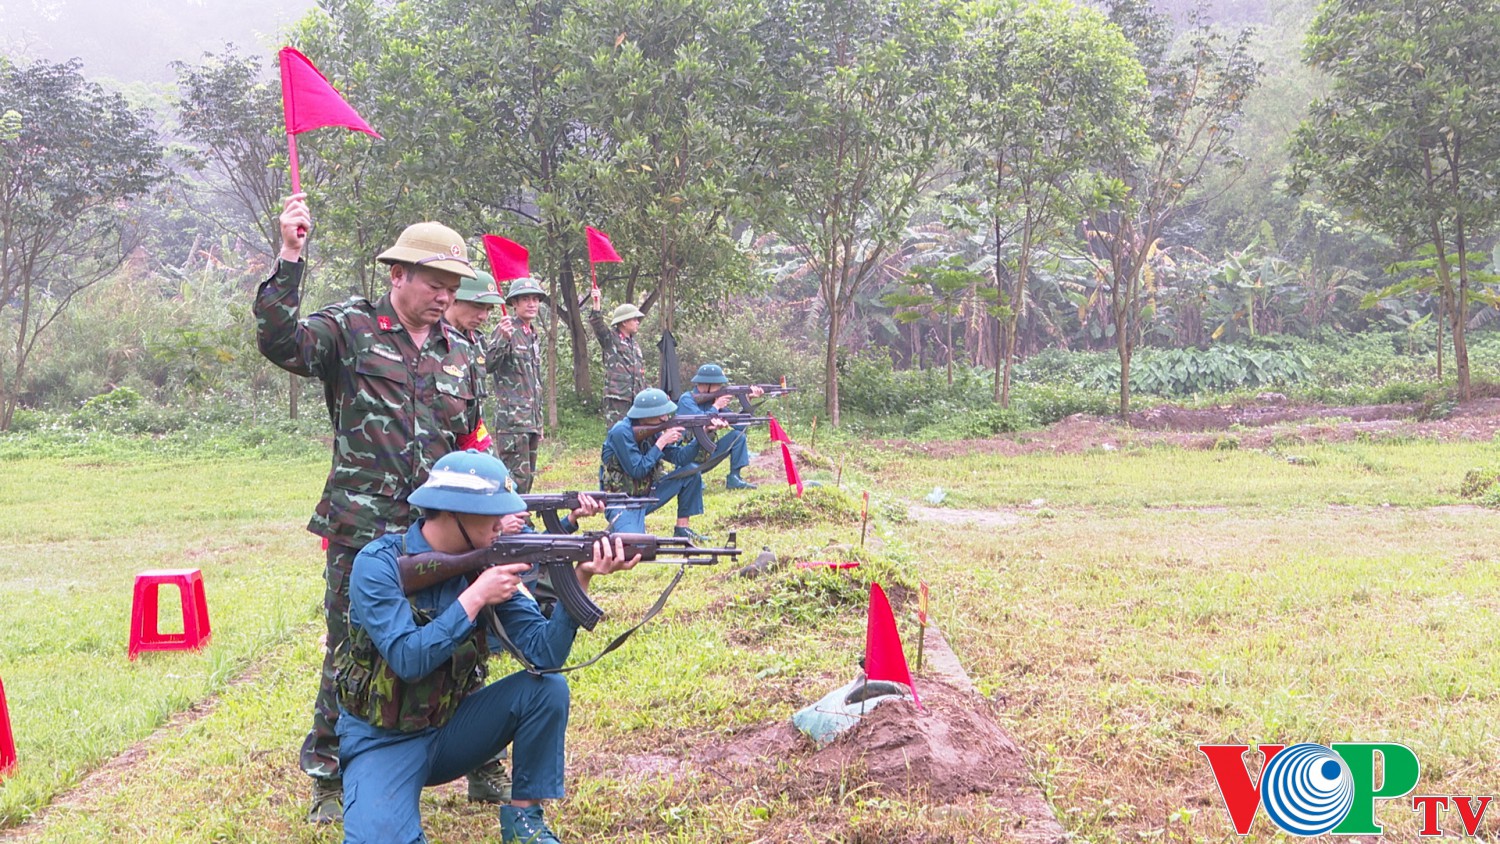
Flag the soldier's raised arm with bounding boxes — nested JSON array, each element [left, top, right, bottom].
[[254, 193, 343, 379]]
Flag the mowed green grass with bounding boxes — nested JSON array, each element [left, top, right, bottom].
[[4, 435, 1500, 842], [0, 456, 327, 829]]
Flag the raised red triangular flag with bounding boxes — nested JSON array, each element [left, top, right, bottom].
[[0, 674, 15, 775], [865, 583, 920, 710], [585, 226, 622, 264], [279, 48, 380, 138], [483, 235, 531, 282], [779, 442, 803, 498]]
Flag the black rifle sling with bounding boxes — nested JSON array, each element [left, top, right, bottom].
[[483, 564, 692, 677]]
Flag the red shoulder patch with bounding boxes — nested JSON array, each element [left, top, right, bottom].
[[377, 315, 393, 331]]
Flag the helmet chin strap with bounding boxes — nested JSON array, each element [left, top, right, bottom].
[[454, 516, 479, 552]]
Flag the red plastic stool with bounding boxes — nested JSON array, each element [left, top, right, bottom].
[[0, 674, 14, 775], [128, 568, 212, 660]]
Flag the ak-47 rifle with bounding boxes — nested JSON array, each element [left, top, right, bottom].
[[519, 491, 657, 533], [687, 383, 798, 413], [396, 531, 741, 632], [631, 412, 771, 453]]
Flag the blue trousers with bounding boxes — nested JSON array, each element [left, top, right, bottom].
[[338, 671, 570, 844], [606, 471, 704, 533], [715, 429, 751, 473]]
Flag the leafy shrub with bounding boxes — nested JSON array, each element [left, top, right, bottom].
[[1014, 382, 1113, 424], [1086, 346, 1312, 397], [1461, 467, 1500, 499], [914, 405, 1028, 439]]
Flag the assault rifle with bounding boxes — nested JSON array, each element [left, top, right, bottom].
[[395, 531, 741, 632], [519, 491, 657, 533], [631, 413, 771, 453], [687, 383, 798, 413]]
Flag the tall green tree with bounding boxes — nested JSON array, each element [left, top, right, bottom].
[[1290, 0, 1500, 400], [760, 0, 961, 425], [1085, 0, 1261, 416], [959, 0, 1145, 406], [0, 58, 164, 429]]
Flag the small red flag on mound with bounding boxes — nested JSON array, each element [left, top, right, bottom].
[[279, 47, 380, 138], [483, 234, 531, 282], [585, 226, 622, 264], [767, 415, 802, 497], [865, 583, 921, 710]]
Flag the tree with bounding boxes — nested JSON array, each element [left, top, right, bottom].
[[760, 0, 961, 425], [958, 0, 1145, 406], [1290, 0, 1500, 400], [1085, 0, 1261, 416], [883, 256, 986, 386], [0, 58, 164, 429], [173, 46, 286, 256]]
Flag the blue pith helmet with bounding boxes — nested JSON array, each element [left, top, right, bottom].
[[504, 276, 550, 305], [627, 388, 678, 419], [691, 363, 728, 385], [409, 450, 527, 516]]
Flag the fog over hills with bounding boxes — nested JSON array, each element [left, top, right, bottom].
[[0, 0, 317, 83]]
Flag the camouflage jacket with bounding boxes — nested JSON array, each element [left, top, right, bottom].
[[255, 259, 485, 546], [487, 321, 543, 433], [337, 524, 582, 732], [589, 308, 647, 401]]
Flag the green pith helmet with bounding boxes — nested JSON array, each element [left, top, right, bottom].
[[504, 276, 550, 305], [626, 388, 678, 420], [408, 450, 526, 516], [610, 303, 646, 327], [691, 363, 728, 385], [375, 222, 477, 279], [457, 271, 503, 304]]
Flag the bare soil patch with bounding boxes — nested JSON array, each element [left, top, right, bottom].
[[883, 397, 1500, 458], [907, 505, 1024, 528]]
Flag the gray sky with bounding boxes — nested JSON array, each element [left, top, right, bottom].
[[0, 0, 317, 83]]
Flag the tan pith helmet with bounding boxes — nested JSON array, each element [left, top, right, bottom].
[[610, 302, 646, 326], [376, 222, 476, 279]]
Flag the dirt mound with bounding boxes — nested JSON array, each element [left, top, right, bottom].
[[698, 678, 1032, 804], [881, 397, 1500, 458]]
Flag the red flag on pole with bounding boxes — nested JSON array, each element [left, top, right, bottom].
[[278, 47, 379, 208], [780, 442, 803, 497], [865, 583, 921, 710], [585, 227, 623, 264], [483, 235, 531, 282], [767, 415, 792, 444], [279, 48, 380, 138]]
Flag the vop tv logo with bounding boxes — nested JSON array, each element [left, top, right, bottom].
[[1200, 742, 1495, 836]]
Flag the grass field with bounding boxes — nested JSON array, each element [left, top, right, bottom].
[[2, 429, 1499, 842]]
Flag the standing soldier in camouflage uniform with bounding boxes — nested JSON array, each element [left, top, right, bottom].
[[490, 276, 548, 493], [588, 291, 648, 426], [255, 193, 487, 823]]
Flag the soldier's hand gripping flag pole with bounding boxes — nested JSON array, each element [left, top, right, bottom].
[[278, 47, 381, 234]]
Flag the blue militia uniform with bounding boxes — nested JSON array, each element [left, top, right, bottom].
[[598, 419, 704, 534], [338, 522, 578, 844], [675, 391, 752, 477]]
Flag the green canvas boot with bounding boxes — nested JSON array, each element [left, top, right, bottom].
[[306, 778, 343, 824], [501, 804, 562, 844], [468, 754, 513, 803]]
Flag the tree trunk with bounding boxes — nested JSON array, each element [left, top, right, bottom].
[[289, 372, 298, 420], [1117, 327, 1132, 419], [554, 256, 591, 400], [1452, 213, 1472, 401], [825, 306, 842, 426]]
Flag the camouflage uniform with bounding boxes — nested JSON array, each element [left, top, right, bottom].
[[590, 307, 647, 426], [488, 323, 544, 493], [254, 258, 485, 783]]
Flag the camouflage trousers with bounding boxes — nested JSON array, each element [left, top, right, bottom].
[[604, 397, 633, 428], [301, 540, 361, 782], [495, 431, 540, 494]]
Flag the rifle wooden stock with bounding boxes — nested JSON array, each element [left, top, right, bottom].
[[395, 532, 740, 631]]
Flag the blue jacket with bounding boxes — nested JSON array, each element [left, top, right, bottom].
[[600, 417, 701, 480]]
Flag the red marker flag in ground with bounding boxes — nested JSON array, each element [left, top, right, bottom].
[[767, 415, 802, 497], [865, 583, 921, 710], [278, 47, 380, 194]]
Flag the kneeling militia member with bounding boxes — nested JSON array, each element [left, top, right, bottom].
[[676, 363, 763, 491], [599, 388, 725, 542], [336, 450, 637, 844]]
